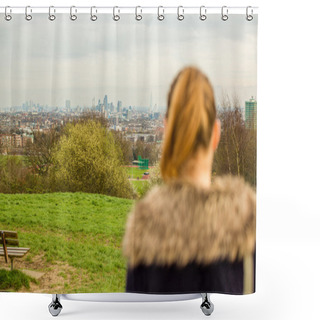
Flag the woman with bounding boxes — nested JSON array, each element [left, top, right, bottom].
[[123, 66, 256, 294]]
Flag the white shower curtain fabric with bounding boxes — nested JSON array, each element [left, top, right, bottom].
[[0, 12, 257, 294]]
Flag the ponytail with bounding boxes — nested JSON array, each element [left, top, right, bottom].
[[160, 66, 216, 181]]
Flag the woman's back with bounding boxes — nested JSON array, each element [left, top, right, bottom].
[[123, 175, 256, 294]]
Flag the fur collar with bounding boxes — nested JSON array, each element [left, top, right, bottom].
[[123, 175, 256, 268]]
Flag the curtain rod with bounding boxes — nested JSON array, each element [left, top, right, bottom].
[[0, 6, 259, 12], [0, 6, 259, 8]]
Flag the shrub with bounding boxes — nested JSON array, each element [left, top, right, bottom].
[[50, 120, 135, 199]]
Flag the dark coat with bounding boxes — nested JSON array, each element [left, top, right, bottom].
[[123, 175, 256, 295]]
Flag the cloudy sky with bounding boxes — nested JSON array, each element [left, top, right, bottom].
[[0, 13, 257, 110]]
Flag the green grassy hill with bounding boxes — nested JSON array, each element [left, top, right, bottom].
[[0, 192, 133, 293]]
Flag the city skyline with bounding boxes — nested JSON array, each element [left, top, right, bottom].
[[0, 13, 257, 111], [1, 96, 167, 113], [1, 94, 256, 114]]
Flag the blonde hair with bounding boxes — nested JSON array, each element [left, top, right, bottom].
[[160, 66, 216, 181]]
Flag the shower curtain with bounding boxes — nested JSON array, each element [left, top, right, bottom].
[[0, 7, 257, 295]]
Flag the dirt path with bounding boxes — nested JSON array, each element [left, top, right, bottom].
[[0, 254, 89, 293]]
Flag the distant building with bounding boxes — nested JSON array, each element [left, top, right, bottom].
[[245, 97, 257, 130], [125, 133, 156, 143], [103, 95, 108, 109], [97, 99, 102, 112], [117, 100, 122, 113], [0, 133, 34, 153], [110, 125, 122, 131], [66, 100, 71, 111], [153, 112, 161, 120]]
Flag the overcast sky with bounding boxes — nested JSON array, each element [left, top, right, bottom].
[[0, 13, 257, 110]]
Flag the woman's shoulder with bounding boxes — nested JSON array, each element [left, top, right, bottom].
[[123, 175, 256, 268], [138, 175, 255, 211]]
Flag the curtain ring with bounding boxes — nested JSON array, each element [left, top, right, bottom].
[[70, 6, 77, 21], [4, 6, 12, 21], [200, 6, 207, 21], [25, 6, 32, 21], [91, 6, 97, 21], [49, 6, 56, 21], [246, 6, 253, 21], [221, 6, 228, 21], [113, 6, 120, 21], [177, 6, 184, 21], [157, 6, 164, 21], [135, 6, 142, 21]]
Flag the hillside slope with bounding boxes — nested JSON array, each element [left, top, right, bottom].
[[0, 192, 133, 293]]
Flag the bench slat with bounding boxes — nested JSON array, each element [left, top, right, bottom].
[[0, 247, 30, 253], [0, 231, 18, 239], [0, 248, 29, 254], [0, 249, 30, 258], [0, 239, 19, 246]]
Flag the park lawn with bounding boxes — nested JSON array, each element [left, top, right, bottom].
[[130, 180, 150, 198], [125, 167, 149, 179], [0, 192, 134, 293]]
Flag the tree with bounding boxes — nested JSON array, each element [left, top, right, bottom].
[[72, 110, 109, 129], [0, 155, 38, 194], [112, 131, 133, 165], [0, 139, 3, 155], [133, 140, 160, 166], [213, 93, 256, 187], [134, 140, 145, 160], [144, 142, 160, 165], [51, 119, 135, 198], [25, 128, 61, 176], [0, 136, 11, 155]]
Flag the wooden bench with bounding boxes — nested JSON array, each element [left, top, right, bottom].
[[0, 230, 30, 271]]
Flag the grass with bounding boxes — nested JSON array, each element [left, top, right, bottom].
[[125, 166, 151, 197], [131, 180, 150, 197], [0, 192, 134, 293], [125, 166, 149, 179], [0, 269, 37, 291]]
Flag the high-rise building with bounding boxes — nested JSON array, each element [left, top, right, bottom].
[[245, 97, 257, 130], [153, 112, 161, 120], [103, 95, 108, 109], [66, 100, 71, 111], [117, 100, 122, 113]]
